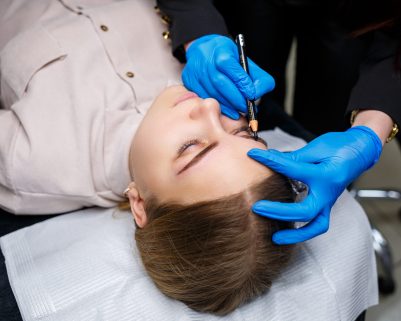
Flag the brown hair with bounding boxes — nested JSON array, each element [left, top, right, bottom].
[[135, 172, 296, 315]]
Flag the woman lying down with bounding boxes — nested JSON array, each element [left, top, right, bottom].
[[2, 82, 296, 315], [0, 0, 376, 319], [0, 46, 296, 318], [121, 85, 295, 315]]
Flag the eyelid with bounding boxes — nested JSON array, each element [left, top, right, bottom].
[[177, 139, 200, 157], [177, 138, 209, 157], [177, 126, 266, 158]]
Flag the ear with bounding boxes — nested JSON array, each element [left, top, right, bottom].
[[126, 183, 148, 228]]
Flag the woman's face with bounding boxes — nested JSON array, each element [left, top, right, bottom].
[[130, 85, 271, 204]]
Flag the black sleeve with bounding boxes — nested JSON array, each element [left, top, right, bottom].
[[156, 0, 229, 63], [346, 28, 401, 126]]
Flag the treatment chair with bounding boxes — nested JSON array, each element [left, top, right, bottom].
[[349, 188, 399, 294]]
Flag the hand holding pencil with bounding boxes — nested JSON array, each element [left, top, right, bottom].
[[182, 34, 275, 121]]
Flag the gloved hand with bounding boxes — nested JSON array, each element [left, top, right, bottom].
[[183, 34, 275, 119], [247, 126, 383, 245]]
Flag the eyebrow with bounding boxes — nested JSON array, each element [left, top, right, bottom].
[[177, 142, 218, 175], [232, 125, 268, 147]]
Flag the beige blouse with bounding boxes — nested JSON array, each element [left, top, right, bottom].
[[0, 0, 183, 214]]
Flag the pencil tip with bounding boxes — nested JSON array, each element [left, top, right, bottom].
[[249, 120, 258, 132]]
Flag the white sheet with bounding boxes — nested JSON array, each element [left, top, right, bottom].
[[0, 128, 378, 321]]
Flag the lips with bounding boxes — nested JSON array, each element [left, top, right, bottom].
[[174, 92, 199, 106]]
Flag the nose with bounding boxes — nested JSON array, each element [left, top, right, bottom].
[[189, 98, 221, 122]]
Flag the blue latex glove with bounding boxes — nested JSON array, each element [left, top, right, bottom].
[[183, 34, 275, 119], [247, 126, 383, 245]]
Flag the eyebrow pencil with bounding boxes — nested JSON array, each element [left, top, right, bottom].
[[235, 34, 258, 141]]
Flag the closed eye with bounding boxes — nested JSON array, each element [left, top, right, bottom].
[[177, 139, 202, 157], [177, 142, 218, 174], [177, 125, 267, 160]]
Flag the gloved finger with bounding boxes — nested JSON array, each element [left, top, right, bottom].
[[220, 104, 240, 120], [200, 67, 247, 113], [247, 148, 315, 182], [215, 54, 256, 100], [209, 71, 248, 113], [271, 207, 331, 245], [288, 142, 324, 164], [252, 196, 319, 222], [182, 71, 210, 99], [182, 70, 240, 119], [248, 58, 275, 97], [288, 133, 340, 163]]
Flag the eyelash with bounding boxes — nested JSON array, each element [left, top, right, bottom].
[[178, 139, 201, 155], [178, 128, 253, 155]]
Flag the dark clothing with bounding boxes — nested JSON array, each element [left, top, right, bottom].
[[158, 0, 401, 136], [347, 28, 401, 127], [157, 0, 229, 62], [215, 0, 371, 135]]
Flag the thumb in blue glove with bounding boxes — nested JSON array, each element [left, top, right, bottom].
[[183, 34, 275, 120], [247, 126, 382, 245]]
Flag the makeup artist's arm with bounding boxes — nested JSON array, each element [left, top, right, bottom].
[[346, 28, 401, 127], [156, 0, 229, 63]]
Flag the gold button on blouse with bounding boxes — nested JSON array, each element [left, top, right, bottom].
[[100, 25, 109, 32], [126, 71, 135, 78], [161, 15, 171, 25], [162, 31, 170, 39]]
